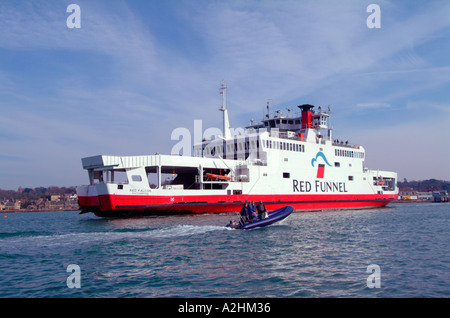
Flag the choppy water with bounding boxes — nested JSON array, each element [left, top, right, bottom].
[[0, 203, 449, 298]]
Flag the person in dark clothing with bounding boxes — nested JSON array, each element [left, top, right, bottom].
[[257, 201, 267, 220], [240, 202, 249, 225]]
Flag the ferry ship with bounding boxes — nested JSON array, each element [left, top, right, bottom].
[[77, 81, 398, 217]]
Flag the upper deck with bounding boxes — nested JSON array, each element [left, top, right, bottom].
[[193, 103, 365, 163]]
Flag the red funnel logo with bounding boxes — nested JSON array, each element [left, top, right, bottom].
[[311, 152, 332, 179], [317, 164, 325, 178]]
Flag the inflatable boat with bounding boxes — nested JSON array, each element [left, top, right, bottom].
[[227, 206, 293, 230]]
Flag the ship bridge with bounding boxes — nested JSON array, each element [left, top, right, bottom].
[[245, 104, 330, 133], [245, 109, 302, 132], [193, 102, 342, 165]]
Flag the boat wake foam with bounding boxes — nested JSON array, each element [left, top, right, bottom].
[[1, 225, 228, 252], [143, 224, 228, 238]]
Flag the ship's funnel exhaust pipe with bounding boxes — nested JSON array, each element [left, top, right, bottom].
[[298, 104, 315, 129]]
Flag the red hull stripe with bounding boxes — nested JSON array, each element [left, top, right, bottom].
[[115, 198, 392, 209], [79, 193, 398, 214]]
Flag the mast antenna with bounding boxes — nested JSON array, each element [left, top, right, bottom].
[[266, 99, 272, 118], [219, 80, 231, 139]]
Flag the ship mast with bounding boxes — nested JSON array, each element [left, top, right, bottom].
[[219, 80, 231, 139], [266, 99, 272, 118], [327, 105, 333, 141]]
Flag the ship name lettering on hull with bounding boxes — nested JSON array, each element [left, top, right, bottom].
[[293, 180, 348, 193]]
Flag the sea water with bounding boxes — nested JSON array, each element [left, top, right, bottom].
[[0, 203, 448, 298]]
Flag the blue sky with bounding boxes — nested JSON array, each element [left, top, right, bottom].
[[0, 0, 449, 190]]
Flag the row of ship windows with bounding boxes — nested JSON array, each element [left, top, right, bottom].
[[262, 139, 305, 152], [264, 119, 301, 127], [335, 148, 364, 159], [199, 139, 261, 157], [197, 138, 306, 157]]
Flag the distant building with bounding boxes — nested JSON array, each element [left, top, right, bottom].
[[4, 201, 21, 211], [50, 194, 61, 201], [417, 192, 432, 200], [36, 198, 47, 210], [399, 188, 418, 200], [433, 191, 449, 202]]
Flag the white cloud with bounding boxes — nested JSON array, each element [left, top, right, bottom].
[[406, 100, 450, 113]]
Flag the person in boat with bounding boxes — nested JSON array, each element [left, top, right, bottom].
[[249, 201, 257, 221], [257, 201, 268, 220], [240, 202, 249, 225]]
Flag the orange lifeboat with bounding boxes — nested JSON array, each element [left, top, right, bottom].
[[205, 173, 231, 181]]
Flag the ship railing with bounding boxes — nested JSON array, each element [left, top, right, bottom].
[[332, 141, 360, 149], [105, 181, 129, 184], [269, 130, 302, 141]]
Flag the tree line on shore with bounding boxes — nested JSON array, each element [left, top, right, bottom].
[[397, 179, 449, 192], [0, 186, 77, 201]]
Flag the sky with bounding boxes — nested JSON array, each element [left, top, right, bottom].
[[0, 0, 449, 190]]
